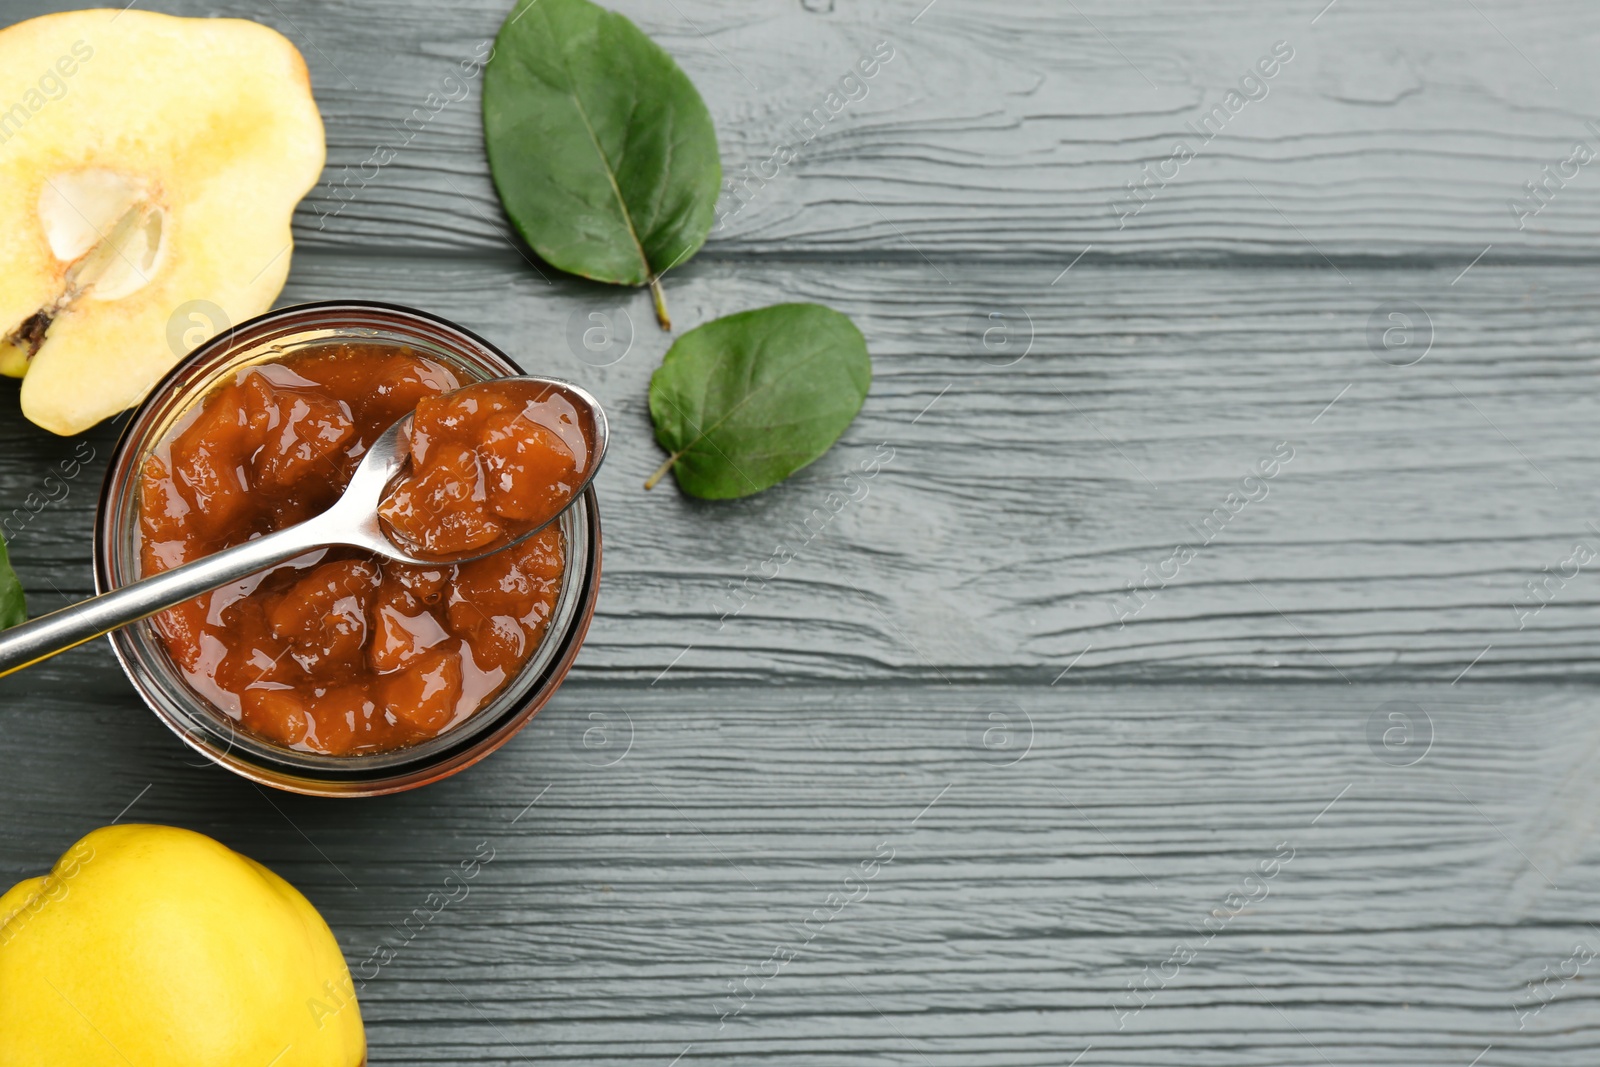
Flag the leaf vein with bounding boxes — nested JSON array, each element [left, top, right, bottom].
[[542, 2, 652, 283]]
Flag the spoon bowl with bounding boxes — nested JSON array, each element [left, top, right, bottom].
[[333, 376, 609, 566]]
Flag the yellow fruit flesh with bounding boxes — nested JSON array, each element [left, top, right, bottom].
[[0, 9, 325, 434], [0, 340, 28, 379]]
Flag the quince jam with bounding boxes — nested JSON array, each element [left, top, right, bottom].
[[138, 344, 569, 756], [380, 375, 589, 558]]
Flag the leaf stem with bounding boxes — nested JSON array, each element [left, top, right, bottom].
[[649, 275, 672, 331], [643, 452, 680, 490]]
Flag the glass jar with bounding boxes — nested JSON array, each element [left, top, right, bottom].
[[93, 301, 601, 796]]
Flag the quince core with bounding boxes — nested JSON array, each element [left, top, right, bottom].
[[0, 9, 325, 435]]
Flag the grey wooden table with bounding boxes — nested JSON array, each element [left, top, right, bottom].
[[4, 0, 1599, 1063]]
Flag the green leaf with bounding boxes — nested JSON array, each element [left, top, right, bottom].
[[482, 0, 722, 330], [647, 303, 872, 499], [0, 531, 24, 630]]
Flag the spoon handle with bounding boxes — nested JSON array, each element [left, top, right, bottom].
[[0, 521, 326, 679]]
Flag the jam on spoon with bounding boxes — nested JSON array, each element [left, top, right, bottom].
[[378, 378, 594, 560]]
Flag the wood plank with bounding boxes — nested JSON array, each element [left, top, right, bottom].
[[0, 681, 1591, 1065], [36, 0, 1597, 261], [4, 254, 1596, 685]]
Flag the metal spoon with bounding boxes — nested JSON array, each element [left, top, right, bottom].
[[0, 376, 608, 679]]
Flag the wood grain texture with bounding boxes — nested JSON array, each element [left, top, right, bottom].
[[6, 256, 1593, 686], [0, 681, 1593, 1065], [23, 0, 1600, 262]]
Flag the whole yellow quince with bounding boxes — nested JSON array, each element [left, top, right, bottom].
[[0, 824, 364, 1067]]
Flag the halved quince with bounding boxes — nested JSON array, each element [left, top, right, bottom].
[[0, 9, 325, 435]]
